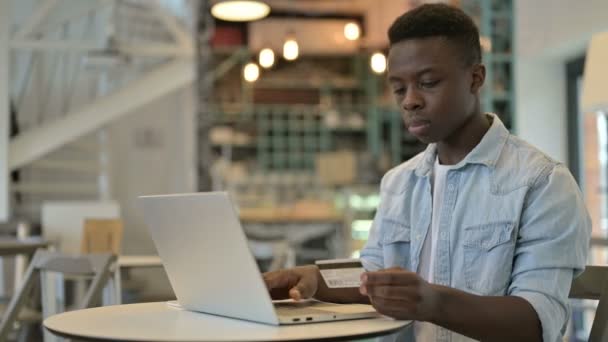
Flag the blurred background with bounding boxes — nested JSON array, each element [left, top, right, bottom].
[[0, 0, 607, 341]]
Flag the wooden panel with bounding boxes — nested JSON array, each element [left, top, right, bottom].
[[81, 219, 123, 254], [253, 88, 320, 105]]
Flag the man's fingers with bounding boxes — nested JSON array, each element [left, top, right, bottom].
[[368, 295, 417, 320], [264, 270, 298, 290], [290, 274, 316, 300], [264, 270, 301, 300], [370, 296, 415, 311], [263, 267, 318, 301], [361, 269, 419, 286], [365, 285, 421, 301]]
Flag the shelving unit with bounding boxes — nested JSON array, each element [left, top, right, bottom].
[[256, 106, 331, 170], [208, 1, 515, 177], [463, 0, 515, 131]]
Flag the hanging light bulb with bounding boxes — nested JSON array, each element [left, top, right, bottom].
[[243, 62, 260, 82], [344, 22, 361, 41], [283, 36, 299, 61], [211, 1, 270, 22], [258, 48, 275, 68], [370, 52, 387, 74], [479, 35, 492, 53]]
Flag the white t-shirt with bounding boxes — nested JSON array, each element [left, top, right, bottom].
[[415, 157, 455, 341]]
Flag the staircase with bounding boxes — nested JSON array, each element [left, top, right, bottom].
[[7, 0, 196, 224]]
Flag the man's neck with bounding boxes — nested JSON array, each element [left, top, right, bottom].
[[436, 113, 491, 165]]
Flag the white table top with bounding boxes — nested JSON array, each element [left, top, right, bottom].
[[117, 255, 163, 268], [44, 302, 411, 342]]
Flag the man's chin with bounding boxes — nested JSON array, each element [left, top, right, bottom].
[[415, 135, 437, 144]]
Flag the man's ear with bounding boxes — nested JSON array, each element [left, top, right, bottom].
[[470, 64, 486, 94]]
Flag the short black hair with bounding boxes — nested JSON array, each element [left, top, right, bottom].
[[388, 3, 481, 66]]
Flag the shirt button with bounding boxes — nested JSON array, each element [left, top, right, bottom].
[[440, 231, 447, 239], [448, 184, 455, 191]]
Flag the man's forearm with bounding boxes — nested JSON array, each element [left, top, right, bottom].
[[430, 285, 542, 342]]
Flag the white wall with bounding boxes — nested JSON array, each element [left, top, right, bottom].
[[515, 0, 608, 162], [103, 84, 196, 298], [108, 85, 197, 256], [0, 0, 9, 223]]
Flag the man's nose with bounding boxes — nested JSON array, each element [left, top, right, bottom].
[[401, 88, 424, 112]]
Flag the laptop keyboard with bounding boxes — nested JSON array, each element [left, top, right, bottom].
[[274, 301, 342, 316], [275, 306, 333, 316]]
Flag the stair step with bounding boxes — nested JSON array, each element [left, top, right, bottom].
[[11, 182, 98, 195], [29, 159, 101, 173], [62, 140, 100, 153]]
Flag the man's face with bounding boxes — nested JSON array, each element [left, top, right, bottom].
[[387, 37, 484, 144]]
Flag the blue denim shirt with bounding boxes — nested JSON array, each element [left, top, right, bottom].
[[360, 114, 591, 342]]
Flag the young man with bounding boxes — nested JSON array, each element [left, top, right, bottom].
[[263, 4, 590, 342]]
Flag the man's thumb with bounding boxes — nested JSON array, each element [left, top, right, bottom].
[[289, 281, 314, 301]]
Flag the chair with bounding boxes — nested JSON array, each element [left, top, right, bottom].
[[0, 249, 116, 341], [569, 265, 608, 342], [80, 219, 124, 305], [81, 219, 123, 255]]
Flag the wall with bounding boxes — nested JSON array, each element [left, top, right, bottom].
[[104, 84, 196, 298], [0, 0, 8, 222], [108, 85, 197, 256], [6, 0, 197, 297], [515, 0, 608, 162]]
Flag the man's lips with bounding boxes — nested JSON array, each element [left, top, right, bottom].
[[408, 119, 430, 127], [407, 119, 431, 135]]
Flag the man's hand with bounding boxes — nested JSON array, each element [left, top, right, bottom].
[[263, 265, 320, 301], [360, 267, 440, 322]]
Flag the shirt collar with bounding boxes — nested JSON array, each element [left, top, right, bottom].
[[415, 113, 509, 177]]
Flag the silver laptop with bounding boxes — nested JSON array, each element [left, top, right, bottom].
[[139, 191, 378, 325]]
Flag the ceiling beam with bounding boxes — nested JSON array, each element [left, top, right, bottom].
[[150, 0, 193, 50], [9, 59, 194, 171], [30, 0, 105, 37], [10, 39, 193, 57], [13, 0, 58, 40]]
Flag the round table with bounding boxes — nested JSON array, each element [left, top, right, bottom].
[[0, 237, 49, 255], [44, 302, 412, 341]]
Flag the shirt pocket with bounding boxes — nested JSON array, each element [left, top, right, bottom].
[[380, 218, 411, 270], [463, 221, 516, 295]]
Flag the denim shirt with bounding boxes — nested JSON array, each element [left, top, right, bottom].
[[360, 114, 591, 342]]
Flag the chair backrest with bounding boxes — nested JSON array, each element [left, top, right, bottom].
[[570, 265, 608, 342], [0, 249, 116, 341], [81, 218, 123, 254], [42, 201, 120, 254]]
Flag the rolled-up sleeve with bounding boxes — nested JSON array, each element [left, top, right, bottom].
[[360, 209, 384, 272], [361, 214, 384, 271], [508, 164, 591, 342], [360, 175, 389, 272]]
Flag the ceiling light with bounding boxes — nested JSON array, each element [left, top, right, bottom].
[[344, 22, 361, 41], [243, 62, 260, 82], [370, 52, 387, 74], [480, 35, 492, 53], [283, 37, 299, 61], [259, 48, 275, 68], [211, 1, 270, 22]]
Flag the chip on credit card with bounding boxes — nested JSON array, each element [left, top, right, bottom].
[[315, 258, 365, 288]]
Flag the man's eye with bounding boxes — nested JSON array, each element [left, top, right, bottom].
[[420, 80, 439, 88], [393, 88, 405, 96]]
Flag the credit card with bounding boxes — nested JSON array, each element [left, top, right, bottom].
[[315, 258, 365, 288]]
